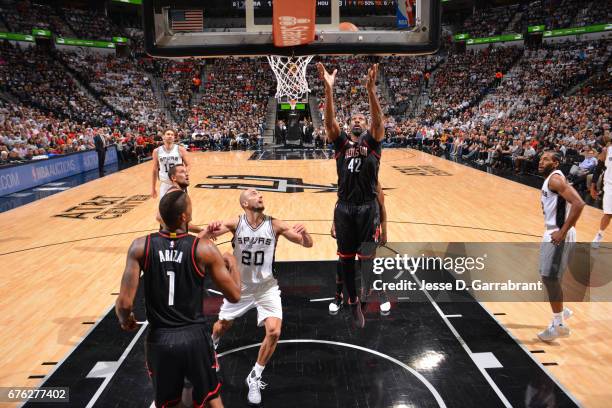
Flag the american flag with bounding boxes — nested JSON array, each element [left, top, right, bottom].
[[170, 10, 203, 32]]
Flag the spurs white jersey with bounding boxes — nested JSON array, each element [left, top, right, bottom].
[[541, 170, 570, 230], [157, 144, 182, 184], [604, 145, 612, 186], [233, 215, 277, 285]]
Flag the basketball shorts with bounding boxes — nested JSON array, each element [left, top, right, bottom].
[[334, 200, 380, 258], [218, 278, 282, 327], [145, 324, 220, 408], [603, 183, 612, 214], [539, 227, 576, 279]]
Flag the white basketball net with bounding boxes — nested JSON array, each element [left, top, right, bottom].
[[267, 55, 314, 109]]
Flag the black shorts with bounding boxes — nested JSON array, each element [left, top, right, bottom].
[[145, 324, 220, 408], [334, 200, 380, 258]]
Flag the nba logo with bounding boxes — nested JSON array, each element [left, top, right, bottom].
[[170, 241, 174, 248]]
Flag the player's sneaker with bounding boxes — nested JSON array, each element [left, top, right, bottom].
[[537, 324, 570, 342], [379, 291, 391, 316], [328, 294, 343, 315], [245, 371, 267, 405], [592, 232, 603, 249], [563, 307, 573, 321], [348, 297, 365, 328]]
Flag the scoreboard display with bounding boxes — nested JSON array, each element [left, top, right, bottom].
[[231, 1, 397, 13]]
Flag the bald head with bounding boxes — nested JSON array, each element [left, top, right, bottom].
[[239, 188, 264, 212], [239, 189, 252, 207]]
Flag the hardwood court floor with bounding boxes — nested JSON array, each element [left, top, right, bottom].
[[0, 149, 610, 407]]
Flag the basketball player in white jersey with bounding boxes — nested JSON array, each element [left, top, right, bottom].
[[151, 129, 190, 199], [537, 152, 585, 342], [590, 134, 612, 248], [202, 188, 313, 405]]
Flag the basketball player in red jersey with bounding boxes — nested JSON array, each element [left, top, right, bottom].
[[317, 62, 385, 328]]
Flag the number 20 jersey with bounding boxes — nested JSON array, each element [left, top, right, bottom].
[[334, 131, 381, 204], [232, 215, 277, 286]]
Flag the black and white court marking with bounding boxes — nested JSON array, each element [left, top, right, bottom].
[[25, 261, 580, 408]]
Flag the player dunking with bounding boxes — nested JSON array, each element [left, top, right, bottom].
[[537, 152, 585, 342], [590, 134, 611, 248], [317, 62, 385, 328], [203, 188, 313, 406], [116, 190, 241, 407], [152, 129, 190, 199]]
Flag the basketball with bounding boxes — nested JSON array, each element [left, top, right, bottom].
[[339, 22, 359, 32]]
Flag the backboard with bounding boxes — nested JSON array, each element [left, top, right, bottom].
[[143, 0, 440, 58]]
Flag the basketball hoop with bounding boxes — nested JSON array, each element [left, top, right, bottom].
[[267, 55, 314, 108]]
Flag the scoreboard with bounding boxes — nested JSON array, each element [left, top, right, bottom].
[[232, 1, 396, 11]]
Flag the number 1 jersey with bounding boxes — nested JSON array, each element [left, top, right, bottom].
[[143, 232, 207, 329]]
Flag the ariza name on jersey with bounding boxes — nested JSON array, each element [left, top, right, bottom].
[[158, 249, 184, 263], [235, 236, 273, 245]]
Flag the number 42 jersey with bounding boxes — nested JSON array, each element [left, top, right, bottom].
[[334, 131, 381, 204], [233, 215, 277, 285]]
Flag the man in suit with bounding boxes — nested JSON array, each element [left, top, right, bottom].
[[94, 132, 106, 176]]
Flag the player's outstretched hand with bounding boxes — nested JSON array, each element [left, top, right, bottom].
[[292, 223, 308, 235], [367, 63, 379, 90], [317, 62, 337, 89], [151, 188, 157, 199], [121, 312, 138, 332], [200, 221, 222, 240]]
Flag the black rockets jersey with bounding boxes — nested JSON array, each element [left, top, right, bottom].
[[334, 130, 381, 204], [143, 232, 207, 329]]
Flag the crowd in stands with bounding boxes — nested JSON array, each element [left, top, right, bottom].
[[0, 0, 73, 37], [308, 56, 393, 127], [421, 46, 523, 123], [62, 8, 123, 41], [59, 51, 167, 125], [384, 55, 443, 115], [153, 59, 205, 122], [183, 58, 272, 150], [0, 42, 114, 125], [461, 4, 519, 38], [464, 0, 607, 38], [0, 0, 610, 189]]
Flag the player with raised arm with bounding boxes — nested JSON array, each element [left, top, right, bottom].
[[202, 188, 313, 406], [317, 62, 385, 328]]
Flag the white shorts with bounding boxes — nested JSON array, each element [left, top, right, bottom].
[[218, 279, 282, 327], [159, 182, 174, 199], [603, 184, 612, 214], [539, 227, 576, 278]]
